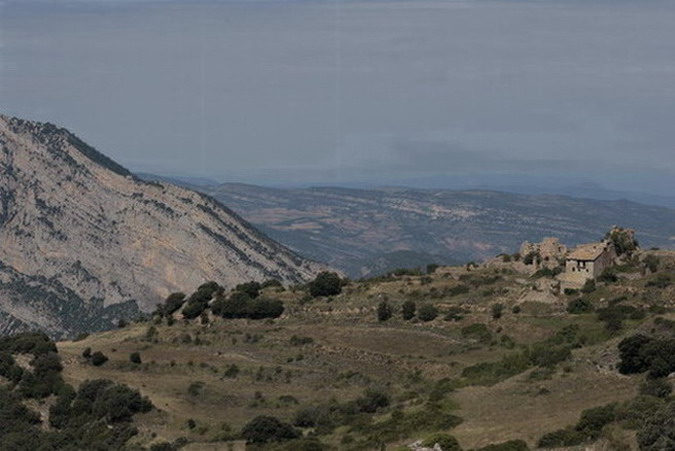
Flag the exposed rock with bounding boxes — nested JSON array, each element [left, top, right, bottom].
[[0, 115, 325, 337]]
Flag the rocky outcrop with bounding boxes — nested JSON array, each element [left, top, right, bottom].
[[0, 115, 324, 337]]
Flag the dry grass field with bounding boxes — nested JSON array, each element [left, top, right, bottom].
[[55, 252, 675, 450]]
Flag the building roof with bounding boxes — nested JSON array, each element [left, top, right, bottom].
[[567, 242, 610, 261]]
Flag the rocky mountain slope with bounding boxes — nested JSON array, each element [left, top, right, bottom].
[[165, 182, 675, 278], [0, 115, 323, 337]]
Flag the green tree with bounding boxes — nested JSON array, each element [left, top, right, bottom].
[[241, 415, 301, 444], [637, 402, 675, 450], [377, 301, 392, 322], [401, 300, 416, 320], [235, 281, 262, 299], [418, 304, 438, 322], [567, 297, 593, 314], [129, 352, 142, 365], [606, 227, 639, 256], [90, 352, 108, 367], [163, 292, 186, 315], [491, 303, 504, 320], [580, 279, 596, 294], [309, 272, 343, 297]]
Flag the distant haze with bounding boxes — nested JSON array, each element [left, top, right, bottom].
[[2, 0, 675, 194]]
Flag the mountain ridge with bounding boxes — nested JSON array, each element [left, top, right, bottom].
[[139, 177, 675, 278], [0, 115, 325, 337]]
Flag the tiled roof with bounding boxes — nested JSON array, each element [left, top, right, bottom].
[[567, 242, 608, 261]]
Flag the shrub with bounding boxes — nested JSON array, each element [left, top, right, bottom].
[[82, 347, 92, 359], [597, 304, 645, 334], [614, 395, 664, 428], [447, 284, 470, 297], [598, 268, 618, 283], [640, 378, 672, 399], [461, 323, 492, 344], [163, 292, 187, 315], [308, 272, 343, 297], [247, 298, 285, 319], [491, 303, 504, 320], [355, 388, 390, 413], [418, 304, 438, 322], [290, 335, 314, 346], [223, 365, 240, 379], [567, 297, 593, 314], [187, 381, 204, 397], [646, 275, 671, 289], [537, 428, 584, 448], [637, 402, 675, 450], [444, 306, 466, 322], [73, 333, 89, 342], [377, 301, 393, 322], [401, 301, 416, 320], [200, 311, 210, 325], [241, 415, 301, 443], [212, 291, 251, 318], [580, 279, 596, 294], [182, 299, 208, 320], [197, 281, 221, 298], [90, 352, 108, 367], [532, 267, 562, 279], [606, 227, 639, 256], [643, 255, 660, 273], [235, 282, 262, 299], [422, 434, 461, 451], [426, 263, 440, 274], [0, 332, 57, 356], [575, 403, 616, 438], [262, 279, 283, 289], [129, 352, 142, 365]]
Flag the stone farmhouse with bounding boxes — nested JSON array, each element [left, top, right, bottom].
[[561, 240, 617, 286], [519, 237, 618, 289]]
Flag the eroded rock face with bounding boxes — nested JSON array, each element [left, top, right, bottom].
[[0, 115, 324, 337]]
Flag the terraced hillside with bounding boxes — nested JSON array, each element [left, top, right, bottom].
[[48, 248, 675, 450]]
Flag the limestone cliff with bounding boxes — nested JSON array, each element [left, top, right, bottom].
[[0, 115, 323, 337]]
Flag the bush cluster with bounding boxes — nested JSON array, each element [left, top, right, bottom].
[[308, 272, 344, 297], [618, 334, 675, 378], [538, 403, 616, 448], [211, 291, 284, 320], [0, 333, 153, 450]]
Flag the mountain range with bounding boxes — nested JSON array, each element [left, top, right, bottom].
[[140, 179, 675, 278], [0, 116, 322, 337]]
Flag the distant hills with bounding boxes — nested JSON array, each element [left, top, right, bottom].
[[0, 116, 323, 337], [140, 176, 675, 278]]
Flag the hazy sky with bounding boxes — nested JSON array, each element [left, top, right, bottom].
[[2, 0, 675, 192]]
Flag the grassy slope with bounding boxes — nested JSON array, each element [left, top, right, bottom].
[[57, 252, 675, 449]]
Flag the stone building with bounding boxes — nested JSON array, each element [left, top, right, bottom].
[[520, 237, 568, 268], [559, 240, 617, 288]]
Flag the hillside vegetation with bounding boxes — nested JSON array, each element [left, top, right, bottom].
[[17, 247, 670, 450]]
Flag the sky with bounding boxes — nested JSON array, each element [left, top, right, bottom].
[[1, 0, 675, 193]]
